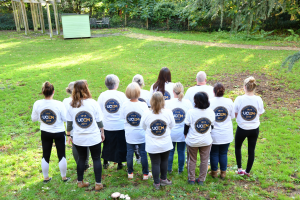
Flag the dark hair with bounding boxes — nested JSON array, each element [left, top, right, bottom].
[[71, 80, 92, 108], [153, 67, 171, 96], [194, 92, 210, 109], [42, 81, 54, 97], [213, 82, 225, 97]]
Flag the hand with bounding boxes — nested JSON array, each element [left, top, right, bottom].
[[184, 135, 187, 138], [67, 137, 73, 146], [101, 133, 105, 142]]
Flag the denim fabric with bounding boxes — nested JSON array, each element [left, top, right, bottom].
[[168, 142, 186, 172], [127, 143, 149, 175], [210, 143, 230, 171]]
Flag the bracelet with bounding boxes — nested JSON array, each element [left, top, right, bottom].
[[66, 135, 71, 137]]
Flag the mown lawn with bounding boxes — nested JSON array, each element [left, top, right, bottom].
[[0, 29, 300, 199]]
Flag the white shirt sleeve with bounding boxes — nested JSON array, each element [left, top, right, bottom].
[[95, 101, 104, 122], [31, 102, 39, 122], [184, 110, 191, 126], [257, 97, 265, 115], [66, 106, 72, 121], [234, 97, 240, 114], [141, 110, 148, 131], [97, 94, 103, 111], [168, 109, 176, 130], [60, 102, 67, 122], [119, 102, 125, 120], [229, 99, 235, 119]]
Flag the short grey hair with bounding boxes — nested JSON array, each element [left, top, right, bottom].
[[196, 71, 207, 83], [66, 81, 75, 94], [132, 74, 144, 87], [105, 74, 120, 90]]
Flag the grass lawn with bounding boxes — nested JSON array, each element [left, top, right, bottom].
[[0, 29, 300, 199]]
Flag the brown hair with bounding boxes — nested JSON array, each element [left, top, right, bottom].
[[42, 81, 54, 97], [71, 80, 92, 108], [153, 67, 171, 96], [173, 82, 184, 101], [213, 82, 225, 97], [125, 82, 140, 100], [150, 92, 165, 114], [244, 76, 256, 92]]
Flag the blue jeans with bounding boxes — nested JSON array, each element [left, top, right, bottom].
[[210, 143, 230, 171], [168, 142, 186, 172], [127, 143, 149, 175]]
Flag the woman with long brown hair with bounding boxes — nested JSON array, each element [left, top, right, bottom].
[[66, 80, 105, 190], [150, 67, 174, 101]]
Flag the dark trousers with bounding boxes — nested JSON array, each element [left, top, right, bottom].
[[71, 137, 89, 166], [41, 131, 65, 163], [235, 126, 259, 173], [149, 151, 170, 184], [74, 142, 102, 183], [210, 143, 230, 171], [168, 142, 186, 172]]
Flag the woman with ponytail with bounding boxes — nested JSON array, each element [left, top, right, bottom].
[[150, 67, 174, 101], [234, 77, 265, 177], [132, 74, 151, 107], [165, 82, 193, 174], [31, 81, 69, 183]]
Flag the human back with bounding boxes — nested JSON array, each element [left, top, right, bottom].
[[150, 67, 174, 100]]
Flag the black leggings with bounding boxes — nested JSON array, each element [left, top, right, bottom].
[[41, 130, 65, 163], [235, 126, 259, 173], [149, 151, 170, 184], [74, 142, 102, 183]]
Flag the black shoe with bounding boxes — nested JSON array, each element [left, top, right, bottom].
[[117, 164, 124, 170], [188, 180, 195, 185], [43, 177, 52, 183], [63, 177, 71, 182], [103, 163, 109, 169], [195, 178, 204, 185]]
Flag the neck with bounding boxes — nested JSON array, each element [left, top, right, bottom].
[[197, 82, 206, 86], [45, 96, 53, 100], [130, 99, 138, 102], [245, 91, 254, 96]]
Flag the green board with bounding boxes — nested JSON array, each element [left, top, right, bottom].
[[61, 14, 91, 39]]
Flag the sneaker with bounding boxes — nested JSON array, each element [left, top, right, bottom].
[[43, 177, 52, 183], [195, 178, 204, 186], [103, 162, 109, 169], [95, 183, 103, 191], [153, 183, 160, 190], [167, 170, 173, 174], [128, 173, 133, 179], [62, 177, 71, 182], [160, 179, 172, 186], [244, 171, 251, 177], [236, 170, 245, 176], [188, 180, 195, 185]]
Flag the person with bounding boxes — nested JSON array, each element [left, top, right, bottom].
[[209, 83, 235, 179], [141, 92, 175, 190], [234, 76, 264, 177], [184, 71, 214, 107], [97, 74, 128, 170], [165, 82, 193, 174], [63, 81, 90, 170], [184, 92, 215, 185], [31, 81, 69, 183], [150, 67, 174, 101], [66, 80, 105, 190], [120, 82, 151, 180], [132, 74, 151, 107]]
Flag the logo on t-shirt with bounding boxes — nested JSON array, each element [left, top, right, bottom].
[[241, 105, 257, 121], [214, 106, 228, 122], [105, 98, 120, 113], [138, 98, 147, 103], [163, 91, 171, 100], [40, 109, 57, 125], [150, 120, 167, 136], [195, 118, 211, 134], [172, 108, 185, 124], [75, 111, 93, 128], [126, 112, 141, 126]]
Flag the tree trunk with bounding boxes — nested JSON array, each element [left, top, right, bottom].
[[166, 18, 169, 30], [89, 6, 92, 17], [146, 18, 148, 29]]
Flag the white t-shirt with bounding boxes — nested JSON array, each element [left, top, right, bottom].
[[97, 90, 128, 131], [67, 99, 103, 146], [141, 109, 175, 153], [184, 85, 214, 106], [63, 97, 73, 136], [138, 89, 151, 107], [31, 99, 67, 133], [120, 101, 149, 144], [150, 82, 174, 101], [184, 108, 215, 147], [210, 97, 235, 144], [165, 98, 193, 142], [234, 95, 265, 130]]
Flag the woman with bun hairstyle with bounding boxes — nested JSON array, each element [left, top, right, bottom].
[[120, 82, 151, 180], [165, 82, 193, 174], [63, 81, 90, 170], [31, 81, 69, 183], [66, 80, 105, 190], [132, 74, 151, 107], [209, 83, 235, 179], [184, 92, 215, 185], [150, 67, 174, 101], [141, 92, 175, 190], [234, 77, 265, 177]]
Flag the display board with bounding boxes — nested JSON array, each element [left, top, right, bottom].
[[61, 14, 91, 39]]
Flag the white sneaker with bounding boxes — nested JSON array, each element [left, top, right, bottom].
[[143, 172, 152, 180], [128, 173, 133, 179]]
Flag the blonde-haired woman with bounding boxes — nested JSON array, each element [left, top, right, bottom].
[[132, 74, 151, 107], [141, 92, 175, 190], [234, 76, 264, 177], [120, 82, 151, 180], [165, 82, 193, 174], [66, 80, 105, 190]]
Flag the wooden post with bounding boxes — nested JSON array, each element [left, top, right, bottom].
[[52, 0, 60, 35], [38, 3, 45, 33], [30, 3, 38, 31], [20, 0, 29, 35], [146, 18, 148, 30], [35, 4, 40, 28], [46, 1, 53, 38], [12, 1, 21, 32], [17, 2, 24, 29], [125, 13, 127, 27]]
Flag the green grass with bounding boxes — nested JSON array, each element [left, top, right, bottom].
[[0, 29, 300, 199]]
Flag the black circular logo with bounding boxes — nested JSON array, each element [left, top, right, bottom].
[[172, 108, 186, 124], [164, 91, 171, 100], [126, 112, 141, 126], [214, 106, 228, 122], [138, 98, 146, 103], [195, 118, 211, 134], [150, 120, 167, 136], [40, 109, 57, 125], [241, 105, 257, 121], [75, 111, 93, 128], [105, 99, 120, 113]]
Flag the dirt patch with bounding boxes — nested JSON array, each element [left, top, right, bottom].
[[207, 72, 300, 111]]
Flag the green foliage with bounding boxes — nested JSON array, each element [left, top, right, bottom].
[[153, 2, 176, 21], [281, 51, 300, 71], [284, 29, 300, 42]]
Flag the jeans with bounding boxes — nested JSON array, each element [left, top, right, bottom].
[[210, 143, 230, 171], [127, 143, 149, 175], [168, 142, 186, 172], [149, 151, 170, 184]]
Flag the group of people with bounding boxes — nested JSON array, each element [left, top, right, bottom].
[[31, 67, 265, 190]]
